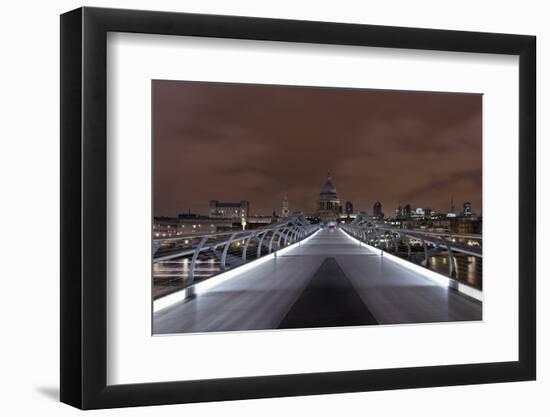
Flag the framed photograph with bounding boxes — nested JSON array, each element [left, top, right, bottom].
[[60, 7, 536, 409]]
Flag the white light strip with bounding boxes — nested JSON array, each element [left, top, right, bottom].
[[341, 228, 483, 302], [153, 228, 322, 313]]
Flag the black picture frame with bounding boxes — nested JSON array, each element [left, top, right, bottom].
[[60, 6, 536, 410]]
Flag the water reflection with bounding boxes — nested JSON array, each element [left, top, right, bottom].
[[153, 258, 223, 299], [429, 253, 482, 290]]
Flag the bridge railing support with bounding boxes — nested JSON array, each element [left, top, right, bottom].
[[340, 215, 482, 288], [153, 214, 320, 298]]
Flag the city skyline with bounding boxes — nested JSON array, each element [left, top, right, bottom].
[[162, 176, 479, 218], [154, 81, 482, 217]]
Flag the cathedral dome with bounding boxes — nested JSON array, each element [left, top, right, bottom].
[[317, 172, 341, 221], [320, 173, 337, 195]]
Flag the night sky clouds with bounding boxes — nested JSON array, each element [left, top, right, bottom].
[[153, 80, 481, 217]]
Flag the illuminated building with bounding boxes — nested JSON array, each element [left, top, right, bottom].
[[463, 202, 472, 216], [209, 200, 249, 219], [317, 172, 341, 221], [282, 195, 290, 218], [373, 201, 383, 219]]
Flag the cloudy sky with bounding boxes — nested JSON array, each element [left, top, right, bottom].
[[153, 80, 481, 217]]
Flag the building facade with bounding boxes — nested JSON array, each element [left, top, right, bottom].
[[282, 195, 290, 217], [317, 172, 341, 221], [154, 215, 234, 238], [209, 200, 249, 219], [373, 201, 383, 219]]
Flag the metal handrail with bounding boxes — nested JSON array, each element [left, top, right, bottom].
[[344, 215, 481, 255], [341, 214, 482, 280], [153, 214, 319, 286]]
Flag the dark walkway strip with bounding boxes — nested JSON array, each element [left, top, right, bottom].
[[278, 257, 378, 329]]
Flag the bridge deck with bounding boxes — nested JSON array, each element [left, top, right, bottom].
[[153, 228, 481, 334]]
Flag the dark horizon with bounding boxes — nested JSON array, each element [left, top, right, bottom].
[[153, 80, 482, 217]]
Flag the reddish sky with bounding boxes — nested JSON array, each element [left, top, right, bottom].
[[153, 80, 481, 217]]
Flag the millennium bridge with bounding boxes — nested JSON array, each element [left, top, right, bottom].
[[153, 214, 482, 334]]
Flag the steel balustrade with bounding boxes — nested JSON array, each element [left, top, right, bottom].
[[153, 215, 319, 287], [340, 213, 482, 280], [153, 212, 481, 301]]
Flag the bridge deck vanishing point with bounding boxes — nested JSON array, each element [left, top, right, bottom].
[[153, 228, 482, 334]]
